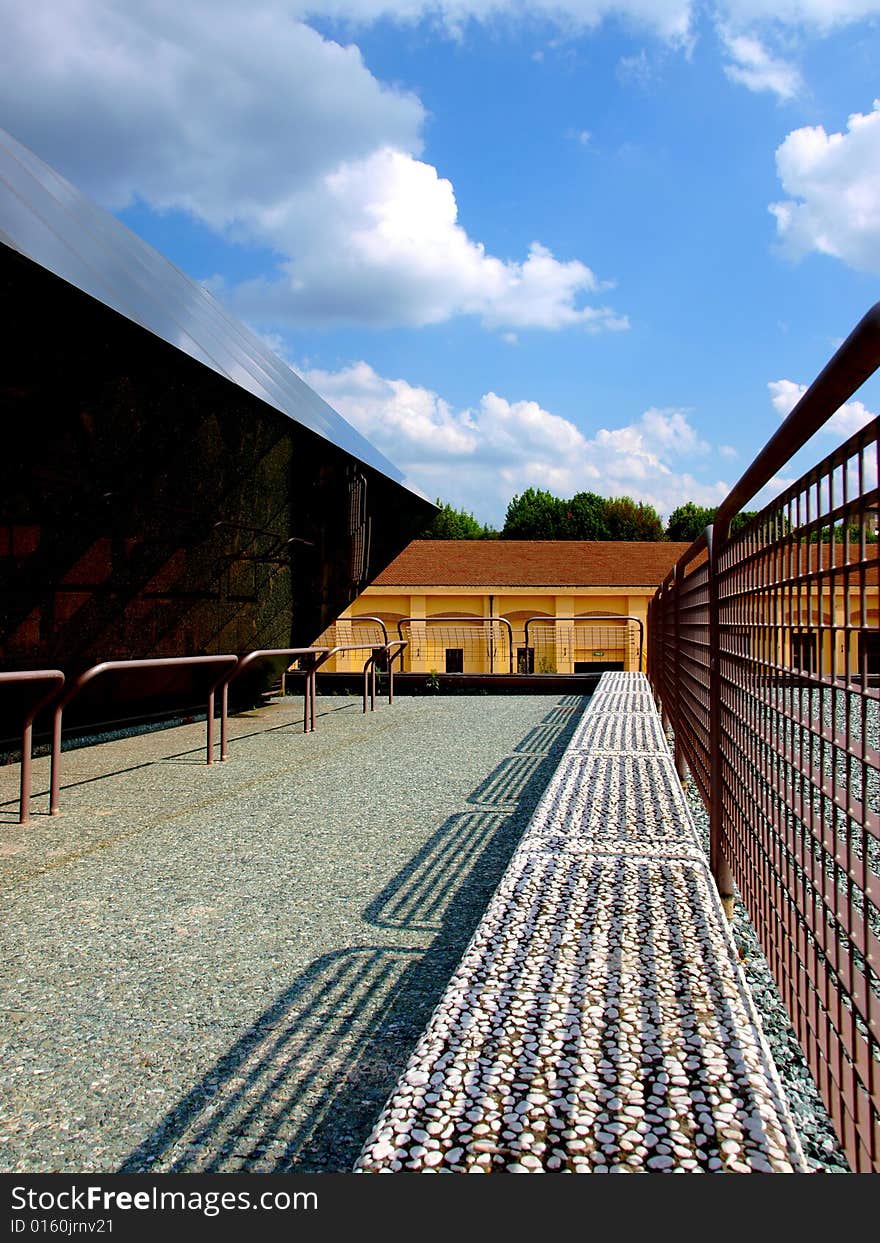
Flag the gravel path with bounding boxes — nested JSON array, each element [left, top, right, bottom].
[[0, 693, 585, 1173], [357, 674, 808, 1174], [0, 685, 857, 1172]]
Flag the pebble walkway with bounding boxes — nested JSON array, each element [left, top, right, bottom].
[[356, 672, 807, 1174]]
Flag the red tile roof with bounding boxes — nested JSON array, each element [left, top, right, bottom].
[[370, 540, 693, 588]]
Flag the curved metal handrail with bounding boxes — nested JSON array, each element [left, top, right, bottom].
[[347, 615, 390, 645], [396, 616, 515, 673], [49, 655, 238, 814], [522, 614, 645, 672], [308, 643, 400, 731], [0, 669, 65, 823], [363, 640, 408, 711], [217, 647, 329, 756]]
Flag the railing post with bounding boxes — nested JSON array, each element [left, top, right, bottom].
[[671, 565, 687, 782], [50, 705, 63, 816], [707, 523, 735, 917]]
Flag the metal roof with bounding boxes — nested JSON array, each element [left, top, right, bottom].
[[0, 125, 409, 488]]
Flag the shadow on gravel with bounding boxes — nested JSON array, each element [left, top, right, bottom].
[[117, 695, 588, 1174]]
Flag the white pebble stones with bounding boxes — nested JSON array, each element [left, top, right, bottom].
[[355, 674, 806, 1175]]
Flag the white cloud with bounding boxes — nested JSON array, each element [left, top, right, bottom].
[[302, 359, 730, 522], [222, 152, 626, 329], [719, 1, 880, 28], [298, 0, 695, 43], [720, 30, 802, 100], [769, 378, 877, 436], [0, 0, 627, 334], [0, 2, 425, 216], [770, 101, 880, 271]]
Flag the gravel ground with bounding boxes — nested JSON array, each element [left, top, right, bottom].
[[0, 687, 863, 1172], [0, 693, 587, 1173]]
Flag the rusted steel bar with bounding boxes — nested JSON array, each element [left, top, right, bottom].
[[385, 640, 407, 704], [48, 655, 237, 815], [715, 302, 880, 533], [397, 617, 515, 674], [705, 525, 734, 915], [522, 614, 645, 672], [0, 669, 65, 823], [217, 648, 328, 759], [348, 616, 390, 644], [309, 644, 397, 732]]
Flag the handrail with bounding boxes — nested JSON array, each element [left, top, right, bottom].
[[363, 640, 408, 712], [48, 655, 238, 815], [217, 647, 329, 757], [347, 616, 390, 645], [522, 614, 645, 671], [308, 643, 399, 731], [396, 616, 515, 674], [0, 669, 65, 823], [386, 639, 407, 704], [715, 302, 880, 540]]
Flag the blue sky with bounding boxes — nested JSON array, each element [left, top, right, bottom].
[[2, 1, 878, 525]]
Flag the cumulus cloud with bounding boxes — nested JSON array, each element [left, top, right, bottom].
[[302, 359, 729, 522], [0, 2, 425, 217], [227, 156, 627, 329], [770, 101, 880, 271], [0, 0, 627, 334], [769, 378, 877, 436], [720, 30, 802, 99]]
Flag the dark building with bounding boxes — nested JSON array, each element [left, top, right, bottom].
[[0, 127, 433, 717]]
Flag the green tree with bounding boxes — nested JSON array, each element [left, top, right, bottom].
[[422, 501, 497, 539], [604, 496, 666, 541], [502, 488, 567, 539], [562, 491, 610, 539], [665, 504, 760, 543], [666, 502, 715, 542], [729, 510, 759, 536]]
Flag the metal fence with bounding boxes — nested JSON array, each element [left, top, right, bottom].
[[648, 303, 880, 1172]]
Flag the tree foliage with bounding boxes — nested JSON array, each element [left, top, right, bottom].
[[422, 501, 498, 539], [423, 492, 787, 544], [502, 488, 664, 540], [603, 496, 665, 541], [665, 504, 760, 542], [501, 488, 566, 539], [665, 502, 715, 542]]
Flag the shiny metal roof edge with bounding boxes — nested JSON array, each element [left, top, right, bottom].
[[0, 126, 413, 491]]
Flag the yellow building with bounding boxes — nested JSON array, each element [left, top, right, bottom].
[[314, 540, 690, 676]]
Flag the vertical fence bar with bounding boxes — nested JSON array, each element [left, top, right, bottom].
[[706, 523, 735, 916]]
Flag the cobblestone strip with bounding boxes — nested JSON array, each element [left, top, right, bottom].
[[355, 672, 806, 1174]]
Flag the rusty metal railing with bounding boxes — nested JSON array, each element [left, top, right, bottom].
[[309, 643, 407, 729], [217, 648, 328, 758], [48, 655, 238, 814], [648, 302, 880, 1171], [0, 669, 65, 823], [522, 614, 645, 672], [363, 639, 408, 712], [397, 617, 514, 674], [349, 616, 390, 645]]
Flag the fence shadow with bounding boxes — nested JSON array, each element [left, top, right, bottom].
[[117, 695, 587, 1173]]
